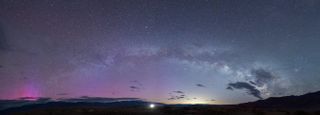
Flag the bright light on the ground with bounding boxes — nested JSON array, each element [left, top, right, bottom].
[[149, 104, 155, 109]]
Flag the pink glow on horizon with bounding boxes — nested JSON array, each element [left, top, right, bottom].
[[15, 83, 41, 99]]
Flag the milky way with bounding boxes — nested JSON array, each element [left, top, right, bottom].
[[0, 0, 320, 104]]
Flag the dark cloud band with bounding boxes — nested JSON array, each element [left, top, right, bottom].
[[227, 82, 262, 99]]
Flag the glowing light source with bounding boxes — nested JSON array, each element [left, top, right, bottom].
[[149, 103, 155, 109]]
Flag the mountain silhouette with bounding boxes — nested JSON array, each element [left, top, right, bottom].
[[239, 91, 320, 109], [0, 100, 162, 114], [1, 91, 320, 115]]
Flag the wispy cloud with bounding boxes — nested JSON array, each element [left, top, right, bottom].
[[196, 84, 206, 88], [129, 80, 143, 92], [172, 91, 184, 94], [129, 86, 140, 92], [227, 82, 262, 99], [168, 91, 186, 100], [250, 68, 276, 87]]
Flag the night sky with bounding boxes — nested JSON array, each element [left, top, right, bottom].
[[0, 0, 320, 104]]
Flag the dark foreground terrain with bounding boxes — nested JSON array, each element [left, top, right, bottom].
[[2, 104, 320, 115], [1, 91, 320, 115]]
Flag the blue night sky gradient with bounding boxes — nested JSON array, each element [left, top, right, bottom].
[[0, 0, 320, 104]]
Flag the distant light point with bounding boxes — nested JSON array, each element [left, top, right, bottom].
[[149, 103, 155, 109]]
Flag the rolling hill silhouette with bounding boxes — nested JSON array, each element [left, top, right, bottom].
[[240, 91, 320, 109], [1, 91, 320, 115]]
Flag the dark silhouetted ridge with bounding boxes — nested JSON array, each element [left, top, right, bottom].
[[240, 91, 320, 109]]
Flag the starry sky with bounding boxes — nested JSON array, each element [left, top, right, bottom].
[[0, 0, 320, 104]]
